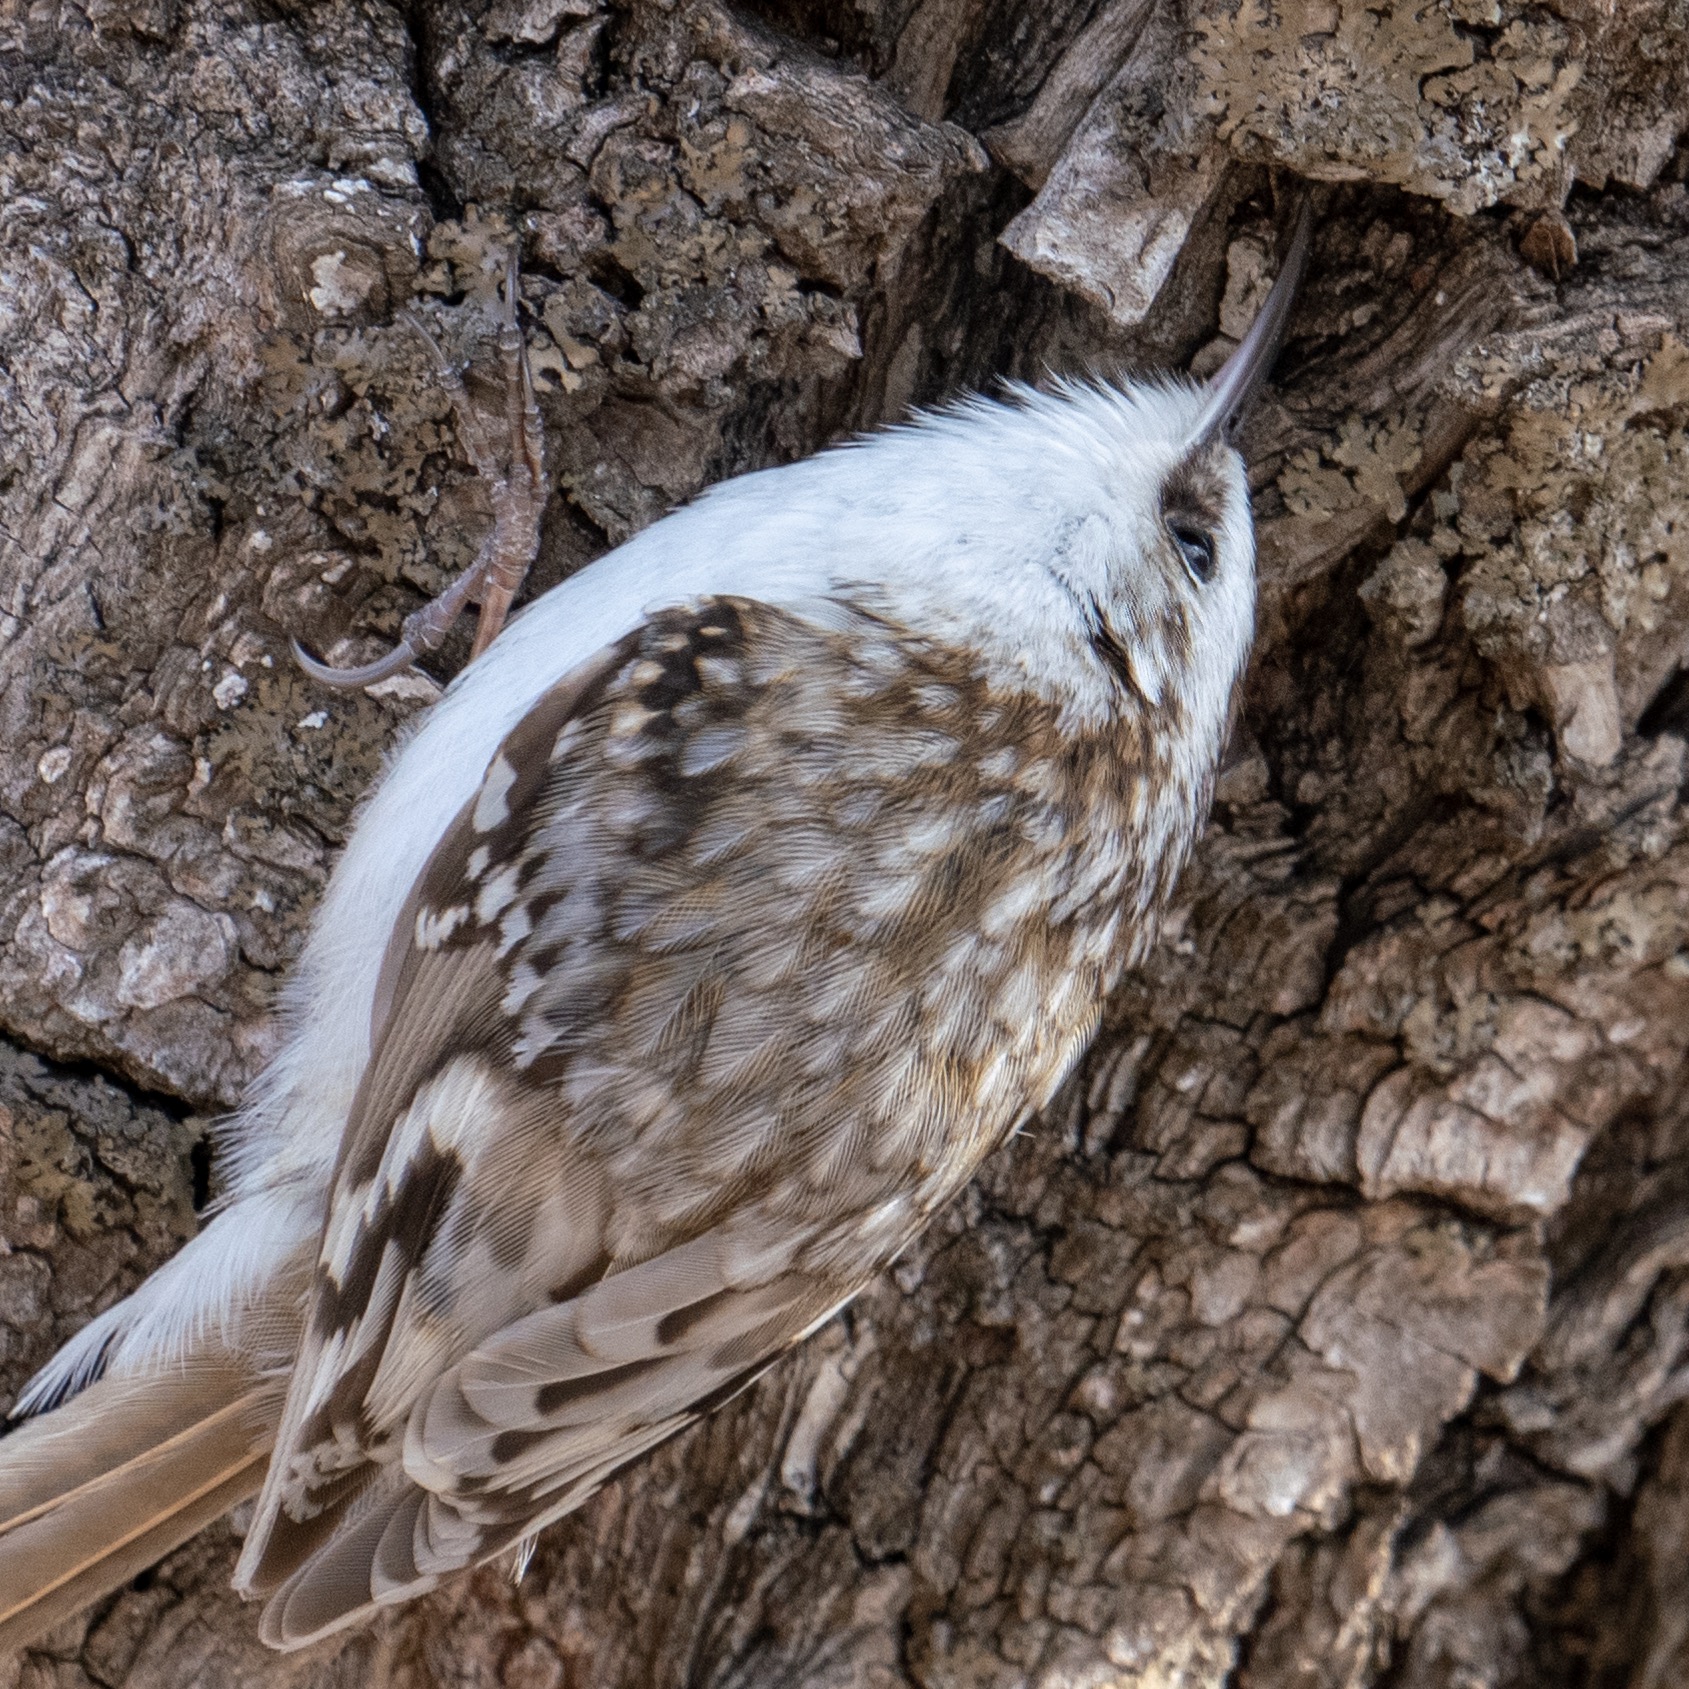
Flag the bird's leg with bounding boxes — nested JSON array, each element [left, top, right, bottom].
[[294, 250, 548, 689], [470, 250, 547, 660]]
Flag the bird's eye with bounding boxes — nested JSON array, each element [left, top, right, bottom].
[[1169, 521, 1215, 584]]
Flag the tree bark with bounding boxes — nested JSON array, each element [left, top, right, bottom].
[[3, 0, 1689, 1684]]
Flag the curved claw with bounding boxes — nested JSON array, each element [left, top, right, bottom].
[[399, 308, 452, 374], [291, 635, 422, 690], [297, 249, 537, 693]]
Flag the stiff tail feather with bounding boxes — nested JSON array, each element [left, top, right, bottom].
[[0, 1362, 285, 1654]]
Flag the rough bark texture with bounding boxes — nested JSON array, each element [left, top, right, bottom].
[[4, 0, 1689, 1684]]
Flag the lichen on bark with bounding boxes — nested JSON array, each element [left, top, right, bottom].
[[4, 0, 1689, 1684]]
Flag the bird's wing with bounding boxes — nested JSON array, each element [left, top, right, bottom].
[[235, 594, 1089, 1647]]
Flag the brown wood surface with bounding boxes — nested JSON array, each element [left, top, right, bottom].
[[3, 0, 1689, 1683]]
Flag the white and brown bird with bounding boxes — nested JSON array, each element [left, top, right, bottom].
[[0, 207, 1309, 1653]]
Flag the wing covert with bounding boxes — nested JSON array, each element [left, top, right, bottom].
[[237, 593, 1133, 1647]]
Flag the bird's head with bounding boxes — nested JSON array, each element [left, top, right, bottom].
[[1018, 202, 1310, 769]]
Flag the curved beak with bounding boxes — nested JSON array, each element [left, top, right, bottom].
[[1194, 197, 1313, 444]]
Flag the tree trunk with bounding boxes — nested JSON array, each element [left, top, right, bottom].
[[4, 0, 1689, 1684]]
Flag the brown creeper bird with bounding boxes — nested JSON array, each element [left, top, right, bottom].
[[0, 206, 1309, 1653]]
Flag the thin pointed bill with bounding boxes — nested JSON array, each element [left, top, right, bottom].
[[1194, 198, 1313, 444]]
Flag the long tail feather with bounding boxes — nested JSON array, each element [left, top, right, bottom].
[[0, 1364, 284, 1654]]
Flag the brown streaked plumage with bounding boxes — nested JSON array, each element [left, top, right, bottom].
[[242, 595, 1192, 1638], [0, 202, 1310, 1655]]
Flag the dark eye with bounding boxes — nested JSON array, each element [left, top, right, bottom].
[[1169, 521, 1215, 584]]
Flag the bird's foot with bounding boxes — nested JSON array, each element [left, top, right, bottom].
[[295, 250, 548, 690]]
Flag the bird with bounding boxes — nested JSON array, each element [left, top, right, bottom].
[[0, 202, 1310, 1654]]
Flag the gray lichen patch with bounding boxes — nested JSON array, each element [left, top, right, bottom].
[[6, 0, 1689, 1680], [0, 0, 979, 1109], [1455, 331, 1689, 766], [998, 0, 1689, 332], [1194, 0, 1584, 217], [1279, 412, 1426, 529]]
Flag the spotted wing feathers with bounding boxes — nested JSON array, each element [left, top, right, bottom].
[[237, 595, 1140, 1648], [254, 1218, 837, 1647]]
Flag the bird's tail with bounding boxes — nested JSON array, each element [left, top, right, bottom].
[[0, 1361, 285, 1654]]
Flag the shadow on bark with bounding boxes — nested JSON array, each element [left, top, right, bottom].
[[4, 0, 1689, 1682]]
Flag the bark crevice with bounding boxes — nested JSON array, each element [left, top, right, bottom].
[[5, 0, 1689, 1683]]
